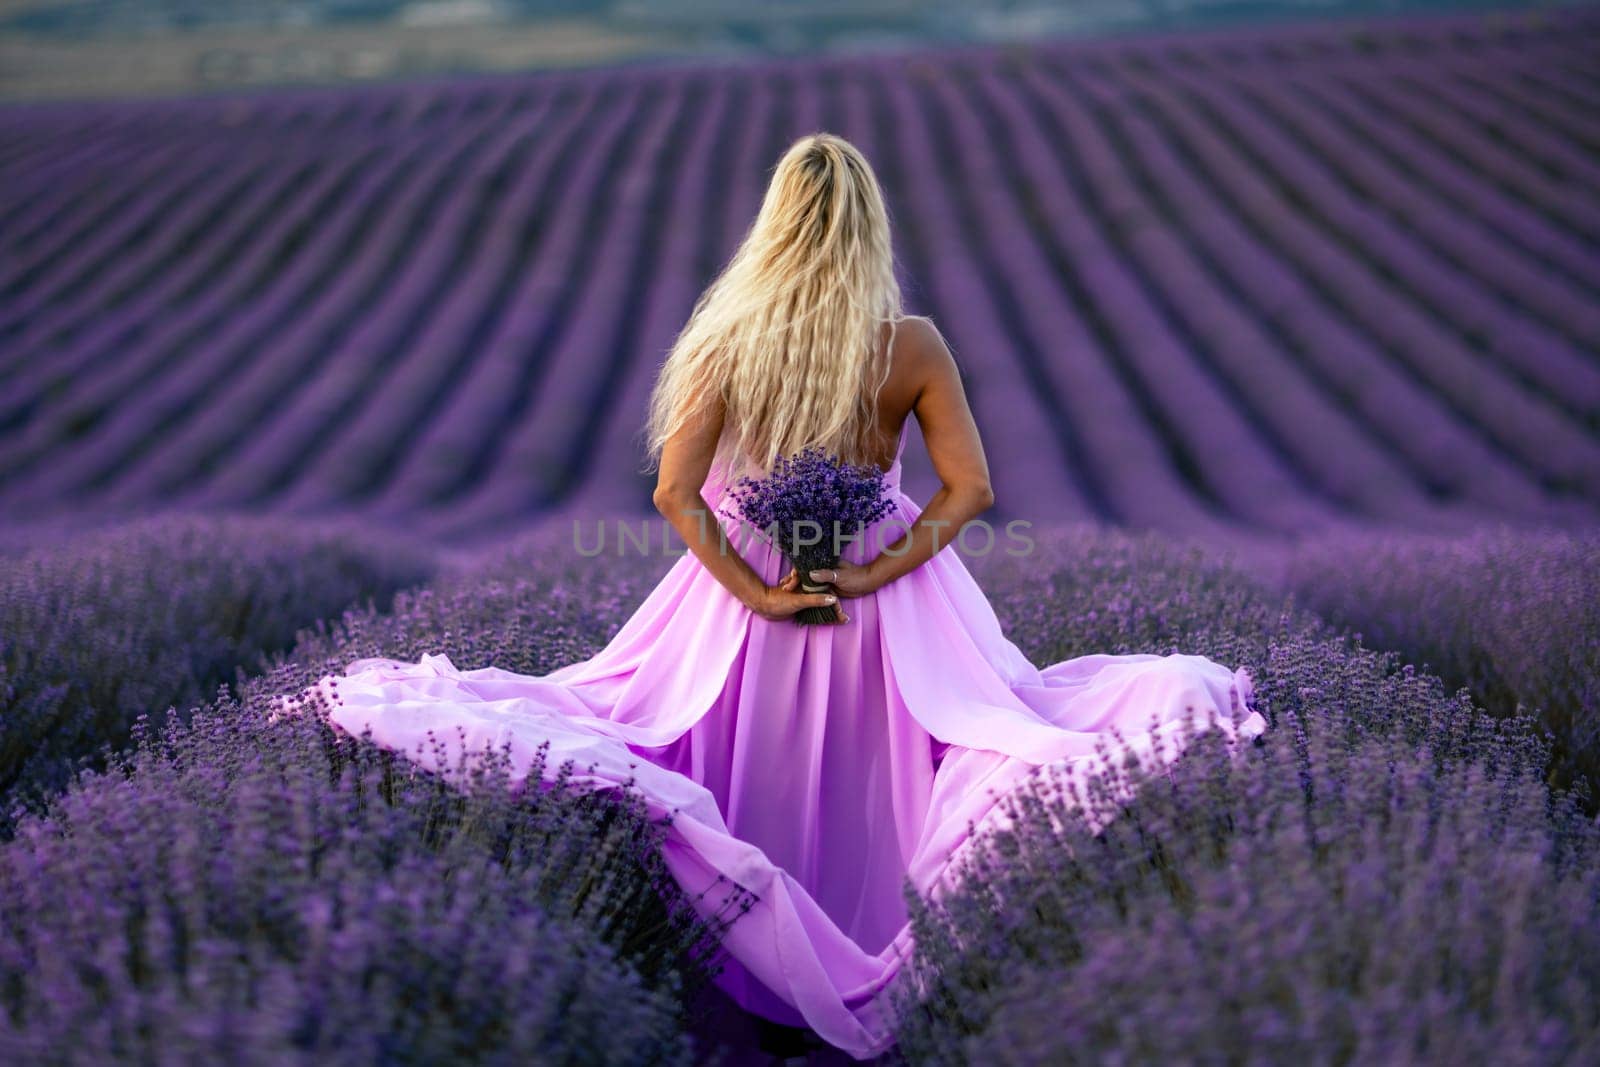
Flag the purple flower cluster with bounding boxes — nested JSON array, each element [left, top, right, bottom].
[[729, 446, 897, 559], [1269, 524, 1600, 806], [896, 720, 1598, 1064], [728, 446, 894, 623], [0, 699, 702, 1064], [0, 511, 435, 834]]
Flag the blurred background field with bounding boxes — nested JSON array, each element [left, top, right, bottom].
[[1, 0, 1597, 553], [2, 4, 1598, 1062]]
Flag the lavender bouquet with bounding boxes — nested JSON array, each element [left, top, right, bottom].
[[728, 446, 895, 625]]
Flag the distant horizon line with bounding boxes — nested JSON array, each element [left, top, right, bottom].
[[0, 0, 1588, 106]]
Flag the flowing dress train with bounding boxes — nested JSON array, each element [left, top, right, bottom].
[[281, 417, 1267, 1060]]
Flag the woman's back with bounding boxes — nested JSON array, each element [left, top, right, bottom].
[[862, 314, 927, 472]]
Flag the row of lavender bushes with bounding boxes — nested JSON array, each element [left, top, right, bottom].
[[0, 523, 725, 1062], [1266, 524, 1599, 801], [0, 512, 437, 832], [899, 525, 1599, 1063]]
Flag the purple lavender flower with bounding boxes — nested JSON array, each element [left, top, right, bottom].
[[727, 446, 894, 624]]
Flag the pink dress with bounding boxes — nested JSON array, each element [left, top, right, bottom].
[[283, 417, 1267, 1060]]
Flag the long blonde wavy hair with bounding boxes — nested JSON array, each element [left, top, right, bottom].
[[644, 131, 905, 482]]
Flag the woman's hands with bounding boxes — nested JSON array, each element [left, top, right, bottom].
[[805, 559, 880, 599], [751, 571, 844, 623], [748, 561, 885, 624]]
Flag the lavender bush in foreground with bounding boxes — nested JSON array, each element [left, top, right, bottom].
[[1269, 525, 1600, 802], [0, 699, 705, 1065], [0, 511, 436, 831], [895, 524, 1599, 1063], [894, 719, 1599, 1064]]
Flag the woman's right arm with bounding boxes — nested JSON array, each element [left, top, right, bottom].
[[859, 318, 994, 591]]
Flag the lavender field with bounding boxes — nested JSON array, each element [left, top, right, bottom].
[[1, 514, 1595, 1062], [2, 9, 1598, 547], [3, 4, 1599, 1064]]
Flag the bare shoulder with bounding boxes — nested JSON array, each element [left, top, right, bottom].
[[891, 314, 956, 378], [892, 314, 945, 353], [895, 316, 964, 403]]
